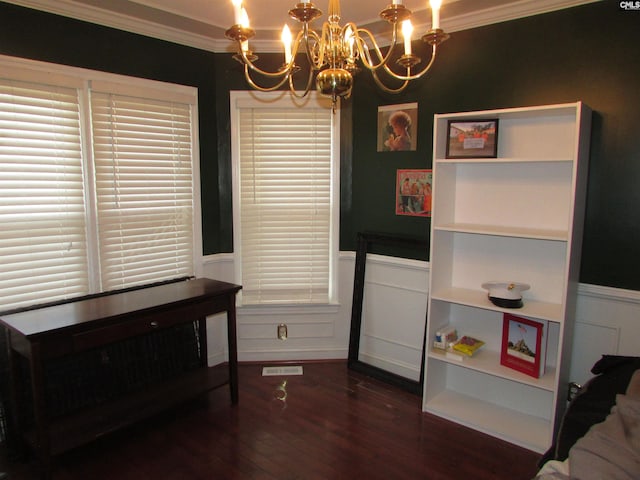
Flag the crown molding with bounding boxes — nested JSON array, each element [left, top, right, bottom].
[[2, 0, 601, 53], [2, 0, 228, 52], [243, 0, 601, 53], [437, 0, 601, 34]]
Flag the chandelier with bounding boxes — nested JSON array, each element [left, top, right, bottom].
[[225, 0, 449, 110]]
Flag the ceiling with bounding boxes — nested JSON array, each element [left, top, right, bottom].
[[4, 0, 597, 52]]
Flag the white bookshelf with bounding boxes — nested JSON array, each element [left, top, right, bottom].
[[423, 102, 592, 453]]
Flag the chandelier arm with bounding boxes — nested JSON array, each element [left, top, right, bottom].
[[381, 43, 438, 81], [237, 49, 292, 79], [353, 25, 400, 71], [354, 40, 378, 72], [370, 68, 411, 94], [313, 21, 333, 69], [243, 64, 292, 92], [299, 26, 324, 70], [288, 60, 317, 98]]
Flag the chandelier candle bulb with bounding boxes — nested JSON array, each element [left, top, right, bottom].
[[402, 20, 413, 55], [430, 0, 441, 29], [231, 0, 242, 25], [240, 7, 249, 27], [282, 25, 293, 64], [240, 5, 250, 52]]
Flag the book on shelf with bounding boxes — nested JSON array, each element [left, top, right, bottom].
[[432, 327, 484, 361], [451, 336, 485, 357], [444, 346, 467, 362], [500, 313, 548, 378], [431, 345, 467, 362], [432, 335, 485, 361]]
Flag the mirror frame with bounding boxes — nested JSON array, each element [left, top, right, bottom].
[[347, 232, 428, 395]]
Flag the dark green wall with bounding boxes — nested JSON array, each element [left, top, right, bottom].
[[0, 0, 638, 290]]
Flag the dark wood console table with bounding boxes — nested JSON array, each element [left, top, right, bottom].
[[0, 277, 241, 478]]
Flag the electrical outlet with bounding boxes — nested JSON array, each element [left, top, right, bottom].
[[277, 323, 288, 340]]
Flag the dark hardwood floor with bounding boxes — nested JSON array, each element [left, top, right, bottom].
[[1, 362, 541, 479]]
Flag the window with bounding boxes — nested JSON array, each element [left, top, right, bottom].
[[230, 92, 339, 306], [0, 56, 200, 311]]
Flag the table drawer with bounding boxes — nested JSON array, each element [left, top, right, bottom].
[[73, 304, 198, 351]]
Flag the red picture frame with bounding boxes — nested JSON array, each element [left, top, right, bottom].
[[395, 169, 432, 217], [500, 313, 547, 378]]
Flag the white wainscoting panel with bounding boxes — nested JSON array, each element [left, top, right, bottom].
[[570, 284, 640, 385], [358, 254, 428, 381], [201, 254, 235, 366], [200, 253, 640, 386], [201, 252, 356, 364]]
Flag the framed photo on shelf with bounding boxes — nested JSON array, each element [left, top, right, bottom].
[[396, 169, 432, 217], [445, 119, 499, 158], [500, 313, 548, 378]]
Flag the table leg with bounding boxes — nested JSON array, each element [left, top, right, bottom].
[[5, 336, 23, 457], [197, 318, 208, 368], [28, 343, 51, 479], [226, 300, 239, 404]]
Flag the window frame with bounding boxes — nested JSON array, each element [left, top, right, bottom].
[[229, 91, 340, 312]]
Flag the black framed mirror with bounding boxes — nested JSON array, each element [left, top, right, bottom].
[[347, 232, 428, 395]]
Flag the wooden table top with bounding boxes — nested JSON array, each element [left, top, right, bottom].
[[0, 278, 241, 339]]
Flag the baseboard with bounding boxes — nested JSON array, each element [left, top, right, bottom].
[[238, 347, 348, 363], [239, 358, 346, 366]]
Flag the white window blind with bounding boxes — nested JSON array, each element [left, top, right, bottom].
[[237, 104, 333, 305], [91, 91, 194, 290], [0, 56, 199, 312], [0, 79, 89, 310]]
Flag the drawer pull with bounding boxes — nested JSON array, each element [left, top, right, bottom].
[[150, 321, 159, 328]]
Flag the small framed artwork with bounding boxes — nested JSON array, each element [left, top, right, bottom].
[[500, 313, 548, 378], [445, 119, 499, 158], [378, 103, 418, 152], [396, 169, 432, 217]]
